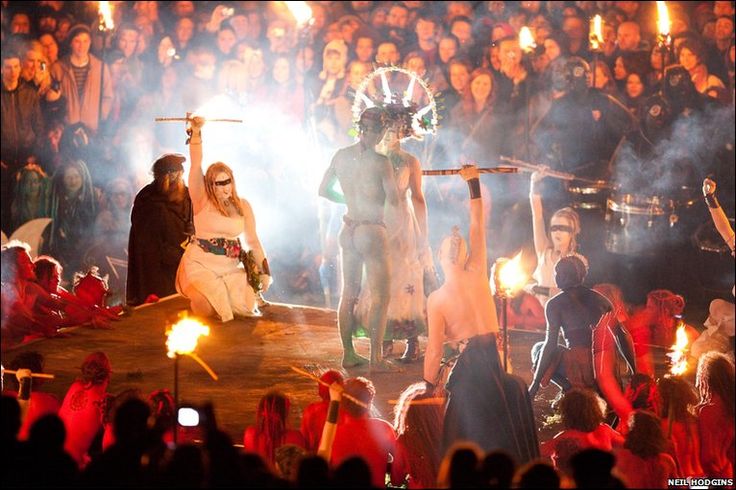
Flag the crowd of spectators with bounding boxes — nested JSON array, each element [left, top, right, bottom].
[[1, 1, 734, 308], [2, 349, 734, 487]]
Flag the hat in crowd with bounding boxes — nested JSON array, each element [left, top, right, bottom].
[[152, 153, 186, 176], [66, 23, 91, 44]]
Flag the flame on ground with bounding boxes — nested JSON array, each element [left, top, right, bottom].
[[166, 317, 210, 358]]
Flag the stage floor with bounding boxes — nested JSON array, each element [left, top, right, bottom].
[[5, 296, 556, 444]]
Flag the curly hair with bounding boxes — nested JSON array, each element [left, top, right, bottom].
[[624, 410, 667, 459], [657, 376, 697, 423], [80, 352, 112, 386], [696, 352, 735, 420], [559, 389, 606, 432]]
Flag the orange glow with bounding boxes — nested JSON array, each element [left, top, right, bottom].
[[98, 1, 114, 30], [657, 1, 671, 38], [498, 251, 528, 296], [667, 321, 689, 375], [284, 1, 313, 28], [166, 317, 210, 358], [519, 26, 536, 53], [590, 15, 603, 51]]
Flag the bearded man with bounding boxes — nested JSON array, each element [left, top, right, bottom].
[[126, 153, 193, 306]]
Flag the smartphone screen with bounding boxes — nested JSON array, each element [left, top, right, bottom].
[[178, 407, 200, 427]]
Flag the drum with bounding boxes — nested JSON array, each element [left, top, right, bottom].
[[604, 193, 677, 256], [567, 181, 615, 211]]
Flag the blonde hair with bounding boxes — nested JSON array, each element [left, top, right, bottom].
[[204, 162, 244, 217], [550, 207, 581, 251]]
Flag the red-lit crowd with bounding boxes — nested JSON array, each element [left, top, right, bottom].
[[1, 1, 734, 307], [1, 348, 734, 488]]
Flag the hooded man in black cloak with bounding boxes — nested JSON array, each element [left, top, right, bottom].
[[126, 153, 193, 306]]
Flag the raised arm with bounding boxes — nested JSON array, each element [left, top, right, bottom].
[[529, 300, 562, 397], [187, 116, 208, 213], [316, 382, 343, 461], [703, 178, 735, 254], [530, 171, 549, 257], [318, 151, 345, 204], [408, 155, 428, 251], [460, 165, 487, 274], [423, 293, 447, 386]]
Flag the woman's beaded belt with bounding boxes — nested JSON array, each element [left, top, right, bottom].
[[195, 237, 242, 259]]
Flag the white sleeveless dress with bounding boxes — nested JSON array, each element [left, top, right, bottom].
[[176, 204, 258, 321]]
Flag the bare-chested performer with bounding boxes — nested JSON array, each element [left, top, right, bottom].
[[319, 107, 399, 369], [423, 165, 539, 464]]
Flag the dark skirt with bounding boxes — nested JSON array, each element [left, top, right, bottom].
[[443, 333, 540, 464]]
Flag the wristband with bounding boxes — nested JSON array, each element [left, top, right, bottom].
[[532, 286, 551, 297], [705, 193, 720, 209], [467, 178, 481, 199], [18, 377, 31, 401], [326, 400, 340, 423]]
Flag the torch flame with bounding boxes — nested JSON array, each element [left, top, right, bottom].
[[166, 317, 210, 358], [590, 15, 603, 51], [519, 26, 536, 53], [667, 321, 689, 375], [98, 1, 114, 31], [498, 251, 528, 296], [285, 1, 313, 28], [656, 1, 671, 38]]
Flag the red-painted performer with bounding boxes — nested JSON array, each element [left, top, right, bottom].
[[541, 389, 624, 477], [695, 352, 735, 479], [1, 241, 61, 346], [626, 289, 700, 376], [2, 352, 60, 441], [243, 391, 305, 468], [299, 370, 344, 452], [58, 352, 112, 468], [657, 376, 704, 478], [329, 377, 409, 488]]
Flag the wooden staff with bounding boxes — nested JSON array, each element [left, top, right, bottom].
[[499, 155, 611, 186], [388, 397, 445, 405], [289, 366, 370, 410], [2, 370, 55, 380], [155, 117, 243, 123], [422, 167, 518, 176]]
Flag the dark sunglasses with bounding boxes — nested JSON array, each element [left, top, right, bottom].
[[550, 225, 573, 233], [214, 178, 232, 187]]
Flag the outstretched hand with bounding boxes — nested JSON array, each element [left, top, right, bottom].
[[459, 164, 479, 181], [188, 115, 205, 132], [530, 168, 549, 184], [703, 177, 716, 196]]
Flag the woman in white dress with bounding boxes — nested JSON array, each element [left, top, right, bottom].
[[176, 117, 271, 322]]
